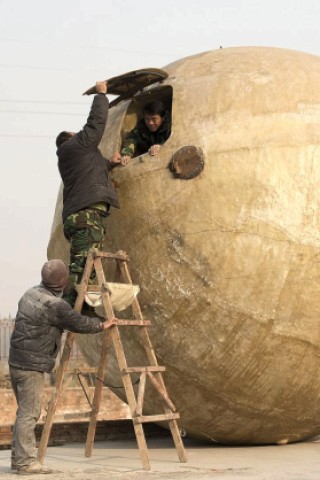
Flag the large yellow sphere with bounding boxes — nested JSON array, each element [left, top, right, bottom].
[[49, 47, 320, 444]]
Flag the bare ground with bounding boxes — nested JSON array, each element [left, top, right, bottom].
[[0, 436, 319, 480]]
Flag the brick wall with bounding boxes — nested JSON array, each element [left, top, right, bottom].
[[0, 387, 168, 448], [0, 387, 130, 427]]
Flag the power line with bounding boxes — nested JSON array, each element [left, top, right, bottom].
[[0, 37, 173, 58], [0, 109, 83, 116], [0, 62, 102, 72], [0, 99, 85, 105], [0, 134, 54, 138], [0, 63, 86, 72]]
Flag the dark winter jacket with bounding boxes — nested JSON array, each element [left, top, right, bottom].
[[9, 284, 103, 373], [57, 94, 120, 223], [121, 111, 171, 158]]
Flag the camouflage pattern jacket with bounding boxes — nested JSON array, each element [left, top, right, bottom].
[[121, 112, 171, 157], [9, 284, 103, 373]]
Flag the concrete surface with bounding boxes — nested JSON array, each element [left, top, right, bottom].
[[0, 435, 319, 479]]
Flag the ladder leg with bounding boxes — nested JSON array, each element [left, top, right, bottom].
[[111, 326, 151, 470], [37, 332, 75, 463], [132, 422, 150, 470], [78, 249, 186, 470], [84, 255, 117, 457], [167, 419, 188, 463], [85, 331, 111, 457], [117, 258, 187, 464]]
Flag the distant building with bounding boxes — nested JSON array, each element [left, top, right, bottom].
[[0, 317, 14, 361]]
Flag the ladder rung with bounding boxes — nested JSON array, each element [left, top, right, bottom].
[[74, 284, 113, 294], [115, 320, 150, 326], [94, 251, 129, 261], [54, 411, 91, 420], [77, 285, 100, 292], [74, 284, 104, 293], [65, 367, 97, 374], [76, 284, 128, 293], [53, 410, 110, 420], [133, 413, 180, 424], [122, 366, 166, 373]]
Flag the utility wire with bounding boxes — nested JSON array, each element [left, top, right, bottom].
[[0, 134, 54, 138], [0, 99, 85, 105], [0, 37, 173, 57], [0, 109, 84, 116], [0, 63, 98, 72]]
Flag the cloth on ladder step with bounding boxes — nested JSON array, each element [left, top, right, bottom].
[[85, 282, 140, 311]]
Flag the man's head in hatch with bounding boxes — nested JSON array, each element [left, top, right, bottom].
[[143, 100, 166, 133]]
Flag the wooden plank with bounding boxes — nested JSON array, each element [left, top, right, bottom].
[[135, 372, 146, 417], [115, 320, 151, 326], [123, 366, 166, 373], [55, 411, 92, 420], [133, 413, 180, 424], [167, 419, 188, 463], [110, 321, 150, 470], [37, 331, 75, 462], [85, 256, 113, 458], [118, 261, 144, 318], [73, 252, 95, 313], [65, 367, 97, 374], [117, 257, 187, 467], [94, 250, 129, 261], [77, 285, 100, 292]]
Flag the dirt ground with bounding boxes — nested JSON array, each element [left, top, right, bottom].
[[0, 436, 319, 479]]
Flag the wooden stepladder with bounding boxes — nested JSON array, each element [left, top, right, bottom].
[[37, 248, 187, 471]]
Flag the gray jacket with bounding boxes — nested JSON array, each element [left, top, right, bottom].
[[9, 284, 103, 373]]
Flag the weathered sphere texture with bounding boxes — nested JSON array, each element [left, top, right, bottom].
[[48, 47, 320, 444]]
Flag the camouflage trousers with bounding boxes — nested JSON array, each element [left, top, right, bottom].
[[63, 207, 108, 306]]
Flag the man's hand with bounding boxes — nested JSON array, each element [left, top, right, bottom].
[[110, 152, 131, 166], [149, 144, 161, 156], [120, 155, 131, 166], [110, 152, 123, 165], [95, 81, 108, 94], [102, 317, 116, 330]]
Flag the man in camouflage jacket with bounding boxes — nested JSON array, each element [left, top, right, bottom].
[[120, 100, 171, 160]]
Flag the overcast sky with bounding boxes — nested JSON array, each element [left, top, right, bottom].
[[1, 0, 320, 316]]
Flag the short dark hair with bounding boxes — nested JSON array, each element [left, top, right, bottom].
[[56, 131, 73, 148], [143, 100, 166, 117]]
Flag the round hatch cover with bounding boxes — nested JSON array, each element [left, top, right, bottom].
[[169, 146, 204, 179]]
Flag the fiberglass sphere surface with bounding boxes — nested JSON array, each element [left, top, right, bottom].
[[49, 47, 320, 444]]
